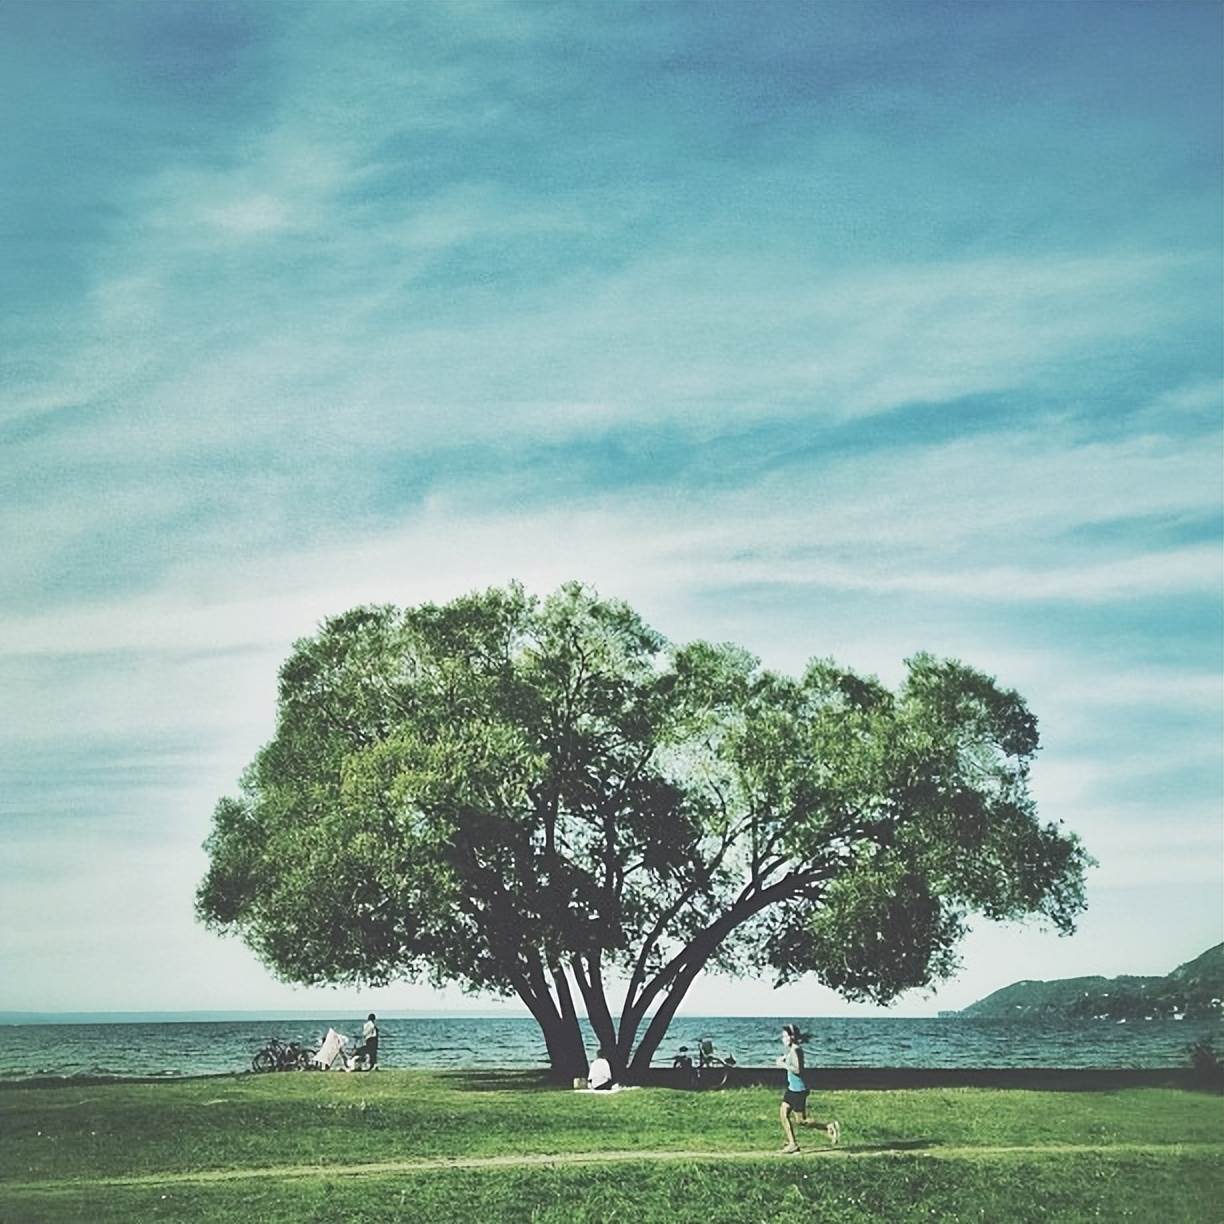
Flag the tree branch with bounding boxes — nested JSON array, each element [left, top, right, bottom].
[[625, 865, 832, 1056], [617, 804, 764, 1036], [570, 952, 617, 1065]]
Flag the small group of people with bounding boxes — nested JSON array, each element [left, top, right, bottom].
[[312, 1013, 380, 1071], [582, 1023, 840, 1153], [349, 1015, 839, 1153]]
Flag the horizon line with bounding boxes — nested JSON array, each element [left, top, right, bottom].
[[0, 1008, 949, 1024]]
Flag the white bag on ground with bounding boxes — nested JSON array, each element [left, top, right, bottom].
[[312, 1027, 350, 1070]]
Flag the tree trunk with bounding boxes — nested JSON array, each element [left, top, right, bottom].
[[521, 871, 827, 1082], [513, 967, 588, 1082], [537, 1011, 588, 1081], [623, 870, 829, 1076], [571, 954, 621, 1076], [547, 964, 591, 1082], [627, 949, 712, 1074]]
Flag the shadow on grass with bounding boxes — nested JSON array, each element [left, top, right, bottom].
[[0, 1072, 254, 1092], [847, 1139, 939, 1154], [441, 1069, 563, 1093], [691, 1067, 1197, 1093], [432, 1066, 1201, 1096]]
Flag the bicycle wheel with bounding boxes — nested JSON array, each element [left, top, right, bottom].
[[252, 1049, 276, 1073]]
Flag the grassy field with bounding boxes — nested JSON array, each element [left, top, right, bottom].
[[2, 1070, 1221, 1221]]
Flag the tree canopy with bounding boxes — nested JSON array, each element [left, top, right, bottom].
[[197, 581, 1090, 1077]]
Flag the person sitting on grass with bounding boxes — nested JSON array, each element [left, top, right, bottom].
[[776, 1023, 839, 1153], [588, 1047, 614, 1091]]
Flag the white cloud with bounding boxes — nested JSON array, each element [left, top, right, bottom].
[[200, 193, 294, 237], [1, 0, 1218, 1020], [4, 409, 1220, 659], [678, 543, 1220, 603]]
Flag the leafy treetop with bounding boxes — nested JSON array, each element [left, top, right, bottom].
[[198, 582, 1090, 1076]]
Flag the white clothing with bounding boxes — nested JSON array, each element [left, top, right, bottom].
[[588, 1056, 613, 1089], [312, 1028, 349, 1069]]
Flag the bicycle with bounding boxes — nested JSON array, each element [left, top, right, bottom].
[[307, 1027, 375, 1071], [671, 1036, 736, 1089], [251, 1037, 312, 1072]]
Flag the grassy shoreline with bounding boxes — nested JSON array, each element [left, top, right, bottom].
[[3, 1069, 1221, 1221], [1, 1064, 1204, 1092]]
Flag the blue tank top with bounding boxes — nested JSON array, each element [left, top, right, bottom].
[[786, 1046, 805, 1092]]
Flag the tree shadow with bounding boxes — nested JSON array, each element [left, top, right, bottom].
[[440, 1069, 564, 1093], [846, 1139, 939, 1154]]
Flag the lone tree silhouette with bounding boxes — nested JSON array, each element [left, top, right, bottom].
[[198, 582, 1090, 1080]]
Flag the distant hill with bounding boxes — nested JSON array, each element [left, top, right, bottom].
[[957, 944, 1224, 1021]]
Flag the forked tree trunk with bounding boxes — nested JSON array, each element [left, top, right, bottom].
[[524, 870, 823, 1081], [526, 972, 696, 1082], [539, 1013, 588, 1081], [516, 974, 589, 1082]]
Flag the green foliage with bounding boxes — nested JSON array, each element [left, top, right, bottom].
[[197, 582, 1090, 1069], [960, 943, 1224, 1021], [4, 1073, 1223, 1180], [8, 1152, 1224, 1224], [770, 865, 967, 1002], [1188, 1040, 1224, 1093]]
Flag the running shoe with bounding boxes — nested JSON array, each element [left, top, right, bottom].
[[828, 1120, 840, 1146]]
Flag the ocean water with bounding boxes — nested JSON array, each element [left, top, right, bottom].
[[0, 1014, 1218, 1080]]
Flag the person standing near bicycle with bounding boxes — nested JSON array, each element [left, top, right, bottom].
[[777, 1023, 839, 1153], [356, 1013, 379, 1070]]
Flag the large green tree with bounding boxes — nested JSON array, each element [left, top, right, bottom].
[[197, 582, 1090, 1079]]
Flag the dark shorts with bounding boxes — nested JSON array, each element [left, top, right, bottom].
[[782, 1088, 808, 1112]]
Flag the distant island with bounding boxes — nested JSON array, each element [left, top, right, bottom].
[[951, 943, 1224, 1021]]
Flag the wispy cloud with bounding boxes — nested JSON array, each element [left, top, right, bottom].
[[1, 0, 1219, 1012]]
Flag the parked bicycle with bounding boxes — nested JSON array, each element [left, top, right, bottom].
[[671, 1036, 736, 1089], [251, 1037, 313, 1072]]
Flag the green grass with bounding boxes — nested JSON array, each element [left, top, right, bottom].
[[2, 1071, 1221, 1221]]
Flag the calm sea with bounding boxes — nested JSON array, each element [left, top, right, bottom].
[[0, 1015, 1218, 1080]]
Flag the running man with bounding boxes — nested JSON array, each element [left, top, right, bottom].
[[777, 1023, 839, 1153]]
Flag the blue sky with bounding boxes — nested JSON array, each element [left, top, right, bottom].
[[2, 0, 1220, 1017]]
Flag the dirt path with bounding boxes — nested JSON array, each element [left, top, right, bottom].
[[7, 1142, 1223, 1194]]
